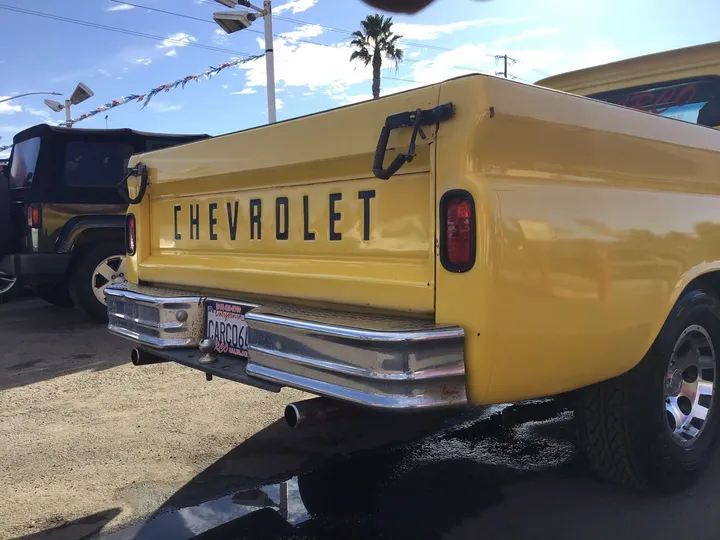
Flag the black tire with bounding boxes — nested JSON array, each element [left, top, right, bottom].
[[32, 283, 75, 308], [576, 287, 720, 493], [69, 243, 126, 323]]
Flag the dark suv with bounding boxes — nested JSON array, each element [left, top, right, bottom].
[[0, 124, 208, 321]]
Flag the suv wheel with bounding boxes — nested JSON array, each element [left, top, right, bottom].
[[0, 273, 21, 304], [70, 243, 128, 323]]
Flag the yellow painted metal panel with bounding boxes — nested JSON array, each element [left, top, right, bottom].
[[436, 75, 720, 405], [128, 86, 441, 313]]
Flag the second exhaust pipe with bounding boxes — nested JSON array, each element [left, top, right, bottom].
[[130, 348, 169, 366]]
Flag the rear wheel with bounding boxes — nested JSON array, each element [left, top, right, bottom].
[[70, 243, 127, 323], [576, 288, 720, 493], [32, 283, 74, 308]]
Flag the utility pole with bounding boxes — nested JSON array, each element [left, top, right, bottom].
[[495, 54, 509, 79], [495, 54, 517, 79]]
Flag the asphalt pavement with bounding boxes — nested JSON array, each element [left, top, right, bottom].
[[2, 298, 720, 540]]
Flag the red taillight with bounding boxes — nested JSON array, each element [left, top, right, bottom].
[[441, 191, 475, 272], [126, 213, 136, 255], [27, 205, 41, 228]]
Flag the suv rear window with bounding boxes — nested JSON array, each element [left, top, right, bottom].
[[590, 76, 720, 127], [8, 137, 41, 189], [64, 141, 134, 187]]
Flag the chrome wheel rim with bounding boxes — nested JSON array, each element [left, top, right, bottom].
[[92, 255, 127, 306], [0, 273, 17, 296], [665, 324, 716, 446]]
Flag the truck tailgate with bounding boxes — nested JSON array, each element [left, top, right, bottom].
[[129, 86, 441, 313]]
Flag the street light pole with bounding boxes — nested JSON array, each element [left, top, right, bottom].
[[213, 0, 277, 124], [263, 0, 276, 124], [0, 91, 62, 105], [65, 100, 72, 127]]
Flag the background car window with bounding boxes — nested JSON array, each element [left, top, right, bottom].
[[8, 137, 41, 189], [64, 142, 134, 187], [591, 76, 720, 127]]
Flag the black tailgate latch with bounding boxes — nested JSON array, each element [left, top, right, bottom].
[[118, 163, 149, 205], [372, 102, 454, 180]]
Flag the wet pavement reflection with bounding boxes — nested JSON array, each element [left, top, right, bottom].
[[100, 401, 586, 540], [85, 398, 720, 540]]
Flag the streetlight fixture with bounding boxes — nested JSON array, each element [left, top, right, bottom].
[[0, 91, 62, 105], [213, 0, 276, 124], [44, 82, 94, 127]]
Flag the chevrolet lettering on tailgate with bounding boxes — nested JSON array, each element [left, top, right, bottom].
[[172, 191, 377, 243]]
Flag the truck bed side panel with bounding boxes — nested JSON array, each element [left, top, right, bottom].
[[436, 75, 720, 405]]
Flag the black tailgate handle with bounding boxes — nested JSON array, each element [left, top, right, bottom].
[[372, 102, 454, 180], [118, 163, 149, 205]]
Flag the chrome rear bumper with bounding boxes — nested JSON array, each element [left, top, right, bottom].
[[106, 283, 467, 409]]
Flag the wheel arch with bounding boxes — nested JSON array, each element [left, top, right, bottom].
[[56, 215, 126, 256], [645, 266, 720, 359]]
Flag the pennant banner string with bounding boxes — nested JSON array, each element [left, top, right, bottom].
[[0, 55, 263, 154]]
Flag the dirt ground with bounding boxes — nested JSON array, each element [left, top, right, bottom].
[[0, 298, 312, 539]]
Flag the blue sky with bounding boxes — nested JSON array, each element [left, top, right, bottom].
[[1, 0, 719, 157]]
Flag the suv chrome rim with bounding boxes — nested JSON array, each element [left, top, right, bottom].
[[0, 273, 17, 296], [665, 324, 716, 446], [93, 255, 127, 305]]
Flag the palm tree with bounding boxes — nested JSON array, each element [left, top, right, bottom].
[[349, 14, 404, 99]]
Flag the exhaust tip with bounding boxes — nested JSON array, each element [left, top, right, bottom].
[[284, 403, 301, 429], [130, 348, 141, 366]]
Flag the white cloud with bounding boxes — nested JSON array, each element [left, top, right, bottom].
[[157, 32, 197, 51], [408, 51, 422, 58], [276, 98, 284, 111], [239, 37, 372, 97], [97, 68, 113, 78], [212, 28, 229, 46], [165, 49, 177, 57], [393, 17, 533, 41], [25, 108, 59, 125], [0, 98, 22, 115], [222, 85, 229, 90], [106, 3, 134, 11], [274, 0, 318, 15], [231, 88, 257, 95], [0, 124, 28, 133], [279, 24, 323, 41], [133, 58, 152, 66], [492, 28, 560, 47], [147, 101, 182, 113]]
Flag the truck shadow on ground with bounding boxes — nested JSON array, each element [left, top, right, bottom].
[[13, 508, 122, 540], [104, 400, 720, 540], [0, 298, 128, 392]]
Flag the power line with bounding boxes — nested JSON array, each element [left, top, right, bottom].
[[109, 0, 339, 48], [0, 3, 257, 58], [111, 1, 548, 78], [108, 1, 497, 76]]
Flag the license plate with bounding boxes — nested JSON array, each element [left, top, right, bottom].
[[205, 300, 249, 358]]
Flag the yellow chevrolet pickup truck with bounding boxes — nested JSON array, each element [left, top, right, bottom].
[[108, 41, 720, 493]]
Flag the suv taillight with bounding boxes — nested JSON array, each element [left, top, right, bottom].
[[440, 190, 476, 272], [126, 213, 136, 255], [27, 204, 41, 228]]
